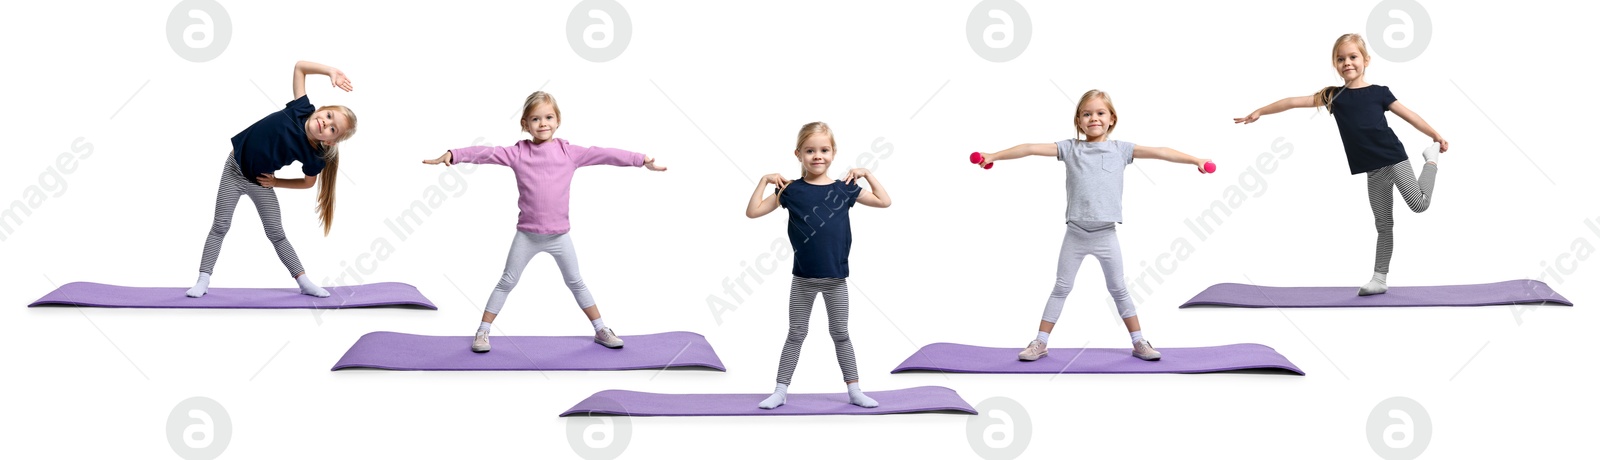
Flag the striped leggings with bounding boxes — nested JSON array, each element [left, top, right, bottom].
[[774, 276, 859, 384], [196, 153, 305, 277], [1367, 159, 1437, 274]]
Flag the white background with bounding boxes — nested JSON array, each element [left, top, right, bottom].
[[2, 1, 1595, 458]]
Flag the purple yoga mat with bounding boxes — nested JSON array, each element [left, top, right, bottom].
[[29, 282, 437, 309], [331, 331, 725, 371], [560, 386, 976, 417], [891, 343, 1303, 375], [1179, 279, 1572, 308]]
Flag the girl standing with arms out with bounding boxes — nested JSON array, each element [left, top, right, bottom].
[[975, 90, 1214, 362], [423, 91, 666, 353], [1235, 33, 1448, 296], [745, 122, 891, 409], [187, 60, 357, 298]]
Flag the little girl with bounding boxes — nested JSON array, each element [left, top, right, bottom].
[[1235, 33, 1448, 296], [423, 91, 666, 353], [976, 89, 1213, 362], [745, 122, 891, 409], [186, 60, 357, 298]]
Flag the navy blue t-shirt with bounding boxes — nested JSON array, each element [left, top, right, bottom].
[[1326, 85, 1408, 174], [230, 95, 327, 185], [779, 179, 861, 279]]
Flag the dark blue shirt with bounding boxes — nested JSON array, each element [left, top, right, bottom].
[[1326, 85, 1408, 174], [230, 95, 327, 185], [779, 179, 860, 279]]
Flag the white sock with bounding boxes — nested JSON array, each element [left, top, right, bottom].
[[1036, 331, 1050, 344], [296, 274, 330, 298], [478, 321, 492, 334], [1130, 330, 1145, 344], [1359, 272, 1389, 296], [591, 318, 606, 332], [759, 383, 789, 409], [185, 273, 211, 298], [847, 382, 879, 408], [1422, 142, 1441, 164]]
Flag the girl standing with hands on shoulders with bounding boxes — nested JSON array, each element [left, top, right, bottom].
[[1235, 33, 1448, 296], [423, 91, 666, 353], [746, 122, 891, 410], [975, 89, 1213, 362], [186, 60, 357, 298]]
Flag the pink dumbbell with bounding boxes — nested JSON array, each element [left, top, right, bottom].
[[970, 152, 993, 170], [1203, 161, 1216, 174]]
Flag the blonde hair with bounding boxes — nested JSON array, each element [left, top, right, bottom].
[[1316, 34, 1371, 109], [520, 91, 561, 133], [1073, 90, 1118, 140], [793, 122, 836, 177], [313, 105, 356, 236]]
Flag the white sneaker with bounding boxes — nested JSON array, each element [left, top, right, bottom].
[[471, 330, 490, 353], [594, 327, 624, 349], [1018, 339, 1049, 361], [1132, 339, 1162, 361]]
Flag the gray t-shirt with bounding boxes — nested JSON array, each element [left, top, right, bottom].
[[1055, 138, 1134, 223]]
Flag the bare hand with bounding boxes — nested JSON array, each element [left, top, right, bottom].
[[422, 151, 452, 166], [977, 152, 997, 168], [1196, 158, 1215, 174], [1435, 138, 1449, 153], [842, 168, 872, 185], [330, 69, 354, 92], [258, 174, 277, 188], [1233, 111, 1261, 124], [761, 173, 790, 192], [644, 156, 668, 171]]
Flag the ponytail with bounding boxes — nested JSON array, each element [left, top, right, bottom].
[[316, 148, 338, 236], [1315, 86, 1341, 112]]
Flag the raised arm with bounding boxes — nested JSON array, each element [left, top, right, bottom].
[[1388, 101, 1448, 152], [976, 143, 1056, 168], [292, 60, 353, 100], [1234, 94, 1319, 124], [1132, 145, 1213, 174], [843, 168, 890, 208], [746, 174, 789, 218]]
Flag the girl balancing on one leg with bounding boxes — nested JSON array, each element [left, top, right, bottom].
[[1235, 33, 1448, 296], [745, 122, 891, 409], [187, 60, 357, 298], [423, 91, 666, 353], [975, 89, 1214, 362]]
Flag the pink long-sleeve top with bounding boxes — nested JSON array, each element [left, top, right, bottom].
[[449, 138, 645, 234]]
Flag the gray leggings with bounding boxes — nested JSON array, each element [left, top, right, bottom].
[[197, 153, 305, 277], [1040, 221, 1137, 324], [1367, 160, 1437, 274], [484, 231, 596, 315], [774, 276, 859, 384]]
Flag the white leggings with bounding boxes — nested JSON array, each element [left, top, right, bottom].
[[1039, 221, 1138, 324], [484, 231, 595, 315]]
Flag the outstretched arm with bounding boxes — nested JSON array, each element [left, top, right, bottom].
[[292, 60, 353, 100], [1235, 94, 1318, 124], [1132, 145, 1212, 174], [422, 151, 454, 166], [257, 174, 318, 189], [746, 173, 789, 218], [843, 168, 891, 208], [1388, 101, 1448, 152], [976, 143, 1056, 168]]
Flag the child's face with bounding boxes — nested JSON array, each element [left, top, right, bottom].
[[523, 104, 560, 141], [305, 109, 351, 146], [1334, 42, 1368, 82], [1076, 98, 1114, 140], [794, 134, 835, 177]]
